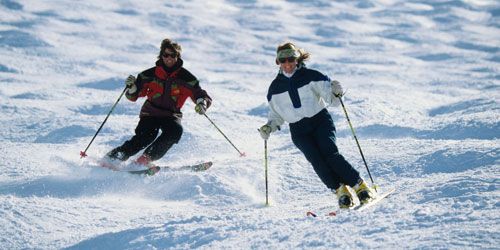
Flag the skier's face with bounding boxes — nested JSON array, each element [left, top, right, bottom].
[[279, 57, 297, 74], [162, 48, 178, 68]]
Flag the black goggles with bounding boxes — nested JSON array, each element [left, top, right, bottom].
[[278, 57, 297, 64], [162, 52, 178, 58]]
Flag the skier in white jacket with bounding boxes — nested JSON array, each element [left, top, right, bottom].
[[259, 42, 374, 208]]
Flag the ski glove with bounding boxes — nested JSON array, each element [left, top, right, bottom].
[[125, 75, 137, 94], [258, 122, 279, 140], [331, 80, 343, 97], [195, 97, 211, 115]]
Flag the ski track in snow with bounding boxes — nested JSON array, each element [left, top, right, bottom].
[[0, 0, 499, 249]]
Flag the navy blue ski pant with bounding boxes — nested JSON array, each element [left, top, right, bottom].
[[107, 116, 182, 161], [289, 109, 360, 190]]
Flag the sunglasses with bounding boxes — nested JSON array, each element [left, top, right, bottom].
[[162, 52, 177, 58], [278, 57, 297, 64]]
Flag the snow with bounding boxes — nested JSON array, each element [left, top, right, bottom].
[[0, 0, 499, 248]]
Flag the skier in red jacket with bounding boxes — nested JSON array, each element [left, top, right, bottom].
[[104, 38, 211, 168]]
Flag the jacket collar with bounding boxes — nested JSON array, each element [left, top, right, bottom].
[[278, 63, 304, 78], [155, 58, 183, 79]]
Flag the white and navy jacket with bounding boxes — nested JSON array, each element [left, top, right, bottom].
[[266, 64, 339, 128]]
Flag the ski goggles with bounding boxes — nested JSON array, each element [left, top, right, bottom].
[[162, 51, 178, 58], [278, 57, 297, 64]]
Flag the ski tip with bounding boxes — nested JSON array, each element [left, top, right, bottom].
[[328, 211, 337, 216], [306, 211, 336, 217], [146, 166, 161, 176], [306, 211, 317, 217]]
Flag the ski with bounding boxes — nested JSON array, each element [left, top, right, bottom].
[[127, 161, 213, 176], [306, 188, 396, 217], [306, 211, 338, 217], [354, 188, 395, 211], [127, 166, 161, 176]]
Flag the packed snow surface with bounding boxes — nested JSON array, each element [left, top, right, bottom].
[[0, 0, 498, 249]]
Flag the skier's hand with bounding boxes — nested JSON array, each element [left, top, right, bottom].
[[259, 123, 278, 140], [258, 125, 272, 140], [331, 80, 343, 97], [125, 75, 137, 93], [195, 97, 211, 115]]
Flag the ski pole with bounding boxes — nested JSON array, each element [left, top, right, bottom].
[[264, 139, 269, 206], [80, 86, 128, 158], [203, 113, 246, 157], [336, 95, 377, 191]]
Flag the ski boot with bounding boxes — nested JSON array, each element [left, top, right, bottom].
[[335, 184, 354, 209], [354, 180, 375, 205], [134, 154, 159, 176]]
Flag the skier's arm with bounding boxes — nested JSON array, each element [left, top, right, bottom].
[[178, 69, 212, 114], [259, 104, 283, 140], [194, 93, 212, 115], [190, 80, 212, 108], [267, 102, 284, 129], [311, 79, 343, 107], [185, 79, 211, 115], [125, 71, 154, 102]]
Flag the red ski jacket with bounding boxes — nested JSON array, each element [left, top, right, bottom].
[[126, 59, 211, 119]]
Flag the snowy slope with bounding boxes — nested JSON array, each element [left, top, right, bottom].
[[0, 0, 499, 249]]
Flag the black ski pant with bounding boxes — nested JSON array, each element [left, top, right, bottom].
[[107, 116, 183, 161], [289, 109, 361, 190]]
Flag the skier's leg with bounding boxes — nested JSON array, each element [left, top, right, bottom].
[[291, 131, 342, 190], [315, 124, 375, 203], [314, 115, 361, 187], [106, 117, 159, 161], [143, 118, 183, 161]]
